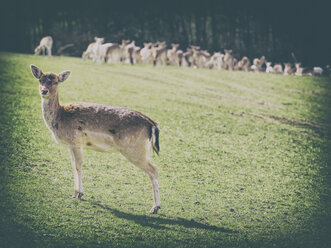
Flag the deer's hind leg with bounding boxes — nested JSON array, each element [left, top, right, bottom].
[[121, 140, 161, 214]]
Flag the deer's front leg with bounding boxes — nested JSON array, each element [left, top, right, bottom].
[[69, 146, 84, 199], [47, 47, 52, 56]]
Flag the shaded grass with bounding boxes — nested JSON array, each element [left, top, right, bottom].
[[0, 52, 330, 247]]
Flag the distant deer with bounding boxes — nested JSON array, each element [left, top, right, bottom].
[[192, 47, 211, 69], [152, 42, 167, 66], [120, 40, 131, 62], [182, 49, 194, 67], [236, 56, 251, 72], [265, 62, 273, 73], [34, 36, 53, 56], [252, 56, 266, 72], [82, 42, 96, 61], [223, 49, 234, 70], [134, 46, 142, 64], [206, 52, 224, 70], [82, 37, 105, 63], [124, 40, 136, 65], [284, 63, 295, 75], [105, 43, 122, 63], [29, 65, 161, 214], [140, 43, 153, 64], [295, 63, 304, 76], [175, 49, 184, 67], [167, 44, 179, 66], [272, 63, 283, 74]]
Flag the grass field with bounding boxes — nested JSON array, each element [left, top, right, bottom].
[[0, 52, 330, 248]]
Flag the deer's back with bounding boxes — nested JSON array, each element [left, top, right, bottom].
[[53, 102, 156, 149]]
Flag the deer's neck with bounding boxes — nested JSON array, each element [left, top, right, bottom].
[[41, 91, 60, 130]]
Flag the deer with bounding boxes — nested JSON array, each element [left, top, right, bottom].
[[140, 42, 153, 64], [29, 64, 161, 214], [272, 63, 283, 74], [124, 40, 136, 65], [284, 63, 295, 75], [82, 42, 96, 61], [223, 49, 234, 70], [265, 62, 273, 73], [152, 42, 168, 66], [206, 52, 224, 70], [182, 48, 194, 67], [167, 43, 180, 66], [34, 36, 53, 56], [175, 49, 184, 67], [82, 37, 105, 63], [252, 56, 266, 72], [105, 43, 122, 63], [236, 56, 251, 72]]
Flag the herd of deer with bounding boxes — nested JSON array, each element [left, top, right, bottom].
[[80, 36, 329, 77], [34, 36, 329, 76]]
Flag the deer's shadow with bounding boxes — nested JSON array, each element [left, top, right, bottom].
[[88, 200, 236, 233]]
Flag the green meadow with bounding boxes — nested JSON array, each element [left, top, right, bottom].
[[0, 52, 330, 247]]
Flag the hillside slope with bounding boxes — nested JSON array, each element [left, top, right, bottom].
[[0, 53, 330, 248]]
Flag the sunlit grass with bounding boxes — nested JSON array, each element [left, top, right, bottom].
[[0, 52, 330, 247]]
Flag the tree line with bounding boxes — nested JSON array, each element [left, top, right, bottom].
[[1, 0, 330, 66]]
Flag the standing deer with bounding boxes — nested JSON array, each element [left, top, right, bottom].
[[223, 49, 234, 70], [252, 56, 266, 72], [34, 36, 53, 56], [167, 44, 179, 66], [29, 65, 161, 214]]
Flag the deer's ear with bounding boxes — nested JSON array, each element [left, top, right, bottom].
[[30, 64, 43, 79], [58, 70, 71, 83]]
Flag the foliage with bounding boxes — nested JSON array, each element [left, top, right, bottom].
[[0, 53, 330, 247]]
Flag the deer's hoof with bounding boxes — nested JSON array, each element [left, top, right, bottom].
[[149, 206, 161, 214], [72, 191, 84, 199]]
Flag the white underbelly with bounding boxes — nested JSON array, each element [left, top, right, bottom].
[[83, 131, 118, 153]]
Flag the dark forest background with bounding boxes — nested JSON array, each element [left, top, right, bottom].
[[1, 0, 330, 66]]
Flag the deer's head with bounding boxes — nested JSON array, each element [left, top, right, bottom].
[[30, 65, 71, 99]]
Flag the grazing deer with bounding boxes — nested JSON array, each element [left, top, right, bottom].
[[272, 63, 283, 74], [82, 37, 105, 63], [34, 36, 53, 56], [236, 56, 251, 72], [29, 65, 161, 214], [82, 42, 96, 61], [313, 67, 323, 76]]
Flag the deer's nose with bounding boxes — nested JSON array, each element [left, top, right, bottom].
[[41, 89, 49, 95]]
